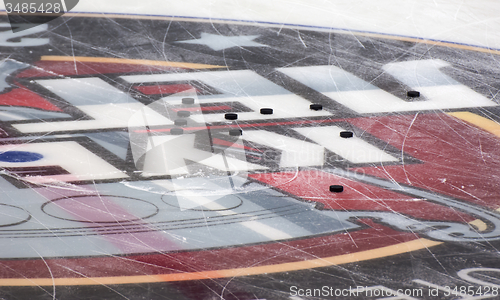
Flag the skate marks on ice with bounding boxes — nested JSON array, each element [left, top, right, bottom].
[[0, 14, 499, 299]]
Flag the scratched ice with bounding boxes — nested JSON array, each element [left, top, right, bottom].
[[0, 8, 500, 299]]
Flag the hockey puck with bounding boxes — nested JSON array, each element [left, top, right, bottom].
[[182, 97, 195, 104], [177, 110, 190, 118], [260, 108, 273, 115], [170, 128, 184, 135], [310, 104, 323, 111], [340, 131, 354, 138], [225, 113, 238, 120], [229, 129, 242, 136], [174, 119, 188, 126], [407, 91, 420, 98], [329, 185, 344, 193]]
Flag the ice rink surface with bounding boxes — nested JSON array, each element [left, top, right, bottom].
[[67, 0, 500, 49], [0, 0, 499, 299]]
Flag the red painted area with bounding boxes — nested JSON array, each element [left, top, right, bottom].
[[171, 105, 232, 112], [136, 114, 500, 211], [0, 221, 420, 278], [250, 170, 474, 222], [0, 84, 62, 112], [348, 113, 500, 209], [134, 84, 198, 95], [16, 61, 179, 77]]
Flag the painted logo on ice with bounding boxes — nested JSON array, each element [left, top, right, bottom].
[[0, 15, 499, 287]]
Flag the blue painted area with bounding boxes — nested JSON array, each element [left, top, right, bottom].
[[0, 151, 43, 163]]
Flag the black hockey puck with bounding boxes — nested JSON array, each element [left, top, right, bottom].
[[340, 131, 353, 138], [329, 185, 344, 193], [174, 119, 188, 126], [407, 91, 420, 98], [260, 108, 273, 115], [182, 97, 195, 104], [229, 129, 242, 136], [225, 113, 238, 120], [170, 128, 184, 135], [310, 104, 323, 111], [177, 110, 190, 118]]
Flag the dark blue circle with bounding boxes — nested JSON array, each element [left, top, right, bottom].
[[0, 151, 43, 163]]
